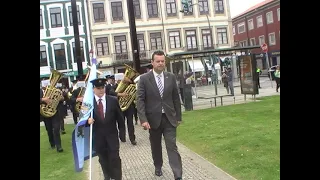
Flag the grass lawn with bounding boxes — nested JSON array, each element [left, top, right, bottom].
[[178, 95, 280, 180], [40, 124, 86, 180]]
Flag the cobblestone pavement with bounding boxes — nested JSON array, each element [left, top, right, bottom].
[[87, 123, 237, 180]]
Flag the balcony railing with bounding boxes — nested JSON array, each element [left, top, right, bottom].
[[183, 44, 220, 52], [112, 50, 157, 62]]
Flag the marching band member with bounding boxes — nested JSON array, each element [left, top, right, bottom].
[[40, 80, 64, 152]]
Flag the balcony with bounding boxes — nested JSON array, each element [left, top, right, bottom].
[[111, 50, 156, 64]]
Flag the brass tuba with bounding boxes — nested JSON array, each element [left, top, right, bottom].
[[116, 64, 139, 111], [40, 70, 64, 118]]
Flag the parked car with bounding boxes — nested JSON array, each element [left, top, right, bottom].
[[268, 65, 278, 80]]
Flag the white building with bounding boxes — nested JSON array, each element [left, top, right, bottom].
[[40, 0, 92, 87], [87, 0, 234, 74]]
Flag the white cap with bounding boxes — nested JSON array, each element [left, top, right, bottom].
[[114, 73, 124, 81]]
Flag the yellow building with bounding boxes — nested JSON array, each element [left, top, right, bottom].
[[87, 0, 234, 74]]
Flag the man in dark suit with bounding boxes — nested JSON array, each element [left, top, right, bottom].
[[86, 78, 125, 180], [136, 50, 183, 180], [40, 82, 64, 152], [70, 79, 79, 124]]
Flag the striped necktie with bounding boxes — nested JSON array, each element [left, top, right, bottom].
[[157, 74, 163, 97]]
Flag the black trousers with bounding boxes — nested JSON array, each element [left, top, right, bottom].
[[120, 105, 135, 142], [149, 114, 182, 179], [275, 77, 280, 90], [133, 106, 138, 121], [72, 112, 78, 124], [43, 113, 62, 149], [97, 148, 122, 180]]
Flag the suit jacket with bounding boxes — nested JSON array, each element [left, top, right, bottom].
[[88, 95, 125, 152], [137, 71, 181, 129]]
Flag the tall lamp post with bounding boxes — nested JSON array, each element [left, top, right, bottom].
[[71, 0, 83, 77]]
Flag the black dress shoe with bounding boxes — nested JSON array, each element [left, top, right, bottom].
[[57, 147, 64, 152], [155, 169, 162, 176], [131, 140, 137, 145], [175, 178, 182, 180]]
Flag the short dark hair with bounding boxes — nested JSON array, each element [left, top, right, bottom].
[[151, 50, 165, 61]]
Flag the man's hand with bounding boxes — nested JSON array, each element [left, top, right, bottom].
[[88, 117, 95, 125], [117, 92, 128, 97], [76, 97, 83, 102], [141, 122, 151, 130], [42, 97, 51, 104]]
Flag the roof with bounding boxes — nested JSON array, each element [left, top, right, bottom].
[[232, 0, 275, 19]]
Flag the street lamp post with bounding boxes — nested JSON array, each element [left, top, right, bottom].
[[71, 0, 83, 77]]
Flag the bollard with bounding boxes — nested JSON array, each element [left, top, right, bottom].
[[220, 96, 223, 106], [210, 100, 212, 108], [214, 97, 217, 107], [233, 96, 235, 104]]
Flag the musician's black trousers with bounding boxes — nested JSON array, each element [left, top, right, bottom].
[[43, 113, 62, 149], [72, 112, 78, 124], [97, 149, 122, 180], [120, 105, 135, 142]]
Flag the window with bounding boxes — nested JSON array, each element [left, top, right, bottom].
[[147, 0, 158, 18], [53, 43, 67, 70], [268, 33, 276, 45], [93, 3, 105, 22], [184, 0, 193, 15], [266, 11, 273, 24], [250, 38, 255, 46], [238, 22, 245, 34], [68, 5, 81, 26], [50, 7, 62, 28], [40, 9, 43, 29], [277, 8, 280, 21], [239, 40, 247, 47], [202, 29, 212, 49], [248, 19, 254, 30], [169, 31, 181, 49], [114, 35, 127, 54], [165, 0, 177, 16], [256, 15, 263, 27], [40, 46, 47, 66], [96, 37, 109, 56], [150, 32, 163, 50], [186, 30, 197, 50], [232, 26, 235, 35], [199, 0, 209, 15], [111, 2, 123, 21], [217, 27, 228, 44], [72, 41, 85, 62], [137, 34, 145, 51], [133, 0, 141, 19], [214, 0, 224, 14], [258, 35, 265, 45]]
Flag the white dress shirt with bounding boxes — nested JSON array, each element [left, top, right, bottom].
[[153, 70, 165, 113], [95, 94, 106, 114]]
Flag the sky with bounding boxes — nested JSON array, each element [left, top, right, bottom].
[[229, 0, 265, 18]]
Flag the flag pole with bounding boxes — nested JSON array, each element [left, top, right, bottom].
[[89, 112, 93, 180]]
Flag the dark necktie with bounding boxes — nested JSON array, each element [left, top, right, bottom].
[[98, 99, 104, 119]]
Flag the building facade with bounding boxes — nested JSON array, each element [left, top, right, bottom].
[[40, 0, 92, 87], [232, 0, 280, 70], [87, 0, 234, 74]]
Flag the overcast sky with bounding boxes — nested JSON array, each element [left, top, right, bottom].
[[229, 0, 265, 18]]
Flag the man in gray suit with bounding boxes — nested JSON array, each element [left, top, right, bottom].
[[137, 50, 183, 180]]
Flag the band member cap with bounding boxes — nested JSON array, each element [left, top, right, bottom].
[[90, 78, 107, 87]]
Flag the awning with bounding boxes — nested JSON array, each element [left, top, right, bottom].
[[188, 59, 205, 72]]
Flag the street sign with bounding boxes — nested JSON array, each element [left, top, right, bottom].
[[261, 43, 268, 53]]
